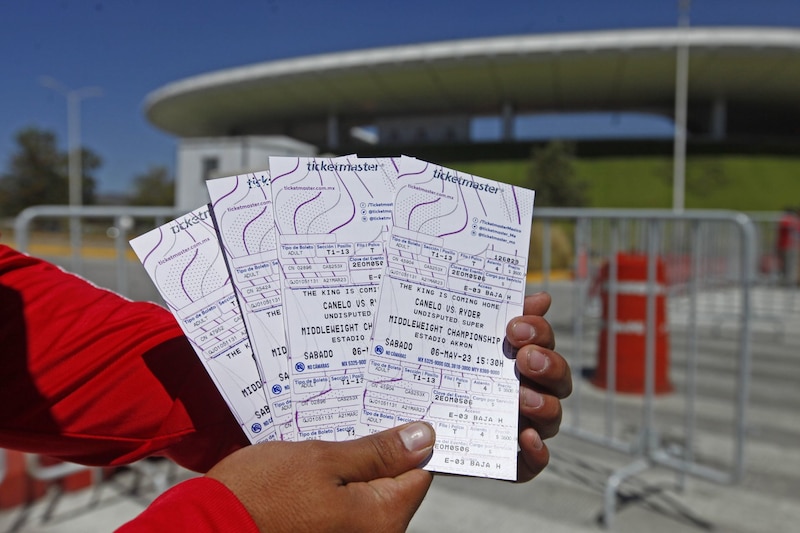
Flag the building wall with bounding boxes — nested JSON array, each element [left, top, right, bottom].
[[175, 136, 317, 211], [375, 115, 470, 145]]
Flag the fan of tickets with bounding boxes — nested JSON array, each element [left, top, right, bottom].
[[131, 155, 534, 480]]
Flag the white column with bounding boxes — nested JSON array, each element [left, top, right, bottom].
[[672, 0, 691, 214]]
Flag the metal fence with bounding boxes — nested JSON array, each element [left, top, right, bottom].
[[528, 208, 774, 527], [13, 205, 183, 298], [747, 211, 800, 336], [11, 205, 797, 528], [5, 205, 186, 528]]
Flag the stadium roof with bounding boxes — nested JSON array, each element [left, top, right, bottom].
[[144, 27, 800, 147]]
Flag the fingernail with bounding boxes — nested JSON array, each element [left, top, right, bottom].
[[527, 348, 549, 373], [531, 431, 544, 451], [522, 388, 544, 409], [510, 321, 536, 343], [399, 422, 435, 452]]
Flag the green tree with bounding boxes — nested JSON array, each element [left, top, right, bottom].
[[0, 127, 99, 217], [526, 140, 587, 207], [78, 147, 100, 206], [129, 165, 175, 206]]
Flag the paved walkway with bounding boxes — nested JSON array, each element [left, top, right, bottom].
[[2, 283, 798, 532]]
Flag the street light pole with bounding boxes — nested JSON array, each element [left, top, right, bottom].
[[672, 0, 691, 213], [40, 76, 103, 269]]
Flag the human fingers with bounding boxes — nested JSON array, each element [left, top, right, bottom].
[[507, 314, 555, 352], [206, 423, 436, 533], [506, 294, 555, 351], [514, 345, 570, 483], [516, 424, 550, 482], [523, 291, 551, 317], [330, 423, 434, 532], [333, 421, 435, 483], [519, 376, 564, 440], [507, 291, 570, 395], [516, 343, 569, 443], [516, 344, 572, 399]]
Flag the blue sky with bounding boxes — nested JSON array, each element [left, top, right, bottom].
[[2, 0, 800, 194]]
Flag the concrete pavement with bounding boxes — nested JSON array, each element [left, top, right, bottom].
[[1, 264, 798, 532]]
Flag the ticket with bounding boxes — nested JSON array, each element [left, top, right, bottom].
[[129, 205, 277, 444], [269, 156, 398, 441], [358, 159, 534, 480], [207, 172, 295, 440]]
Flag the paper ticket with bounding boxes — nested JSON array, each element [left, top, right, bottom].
[[358, 159, 534, 480], [207, 172, 295, 440], [129, 205, 277, 444], [269, 156, 398, 441]]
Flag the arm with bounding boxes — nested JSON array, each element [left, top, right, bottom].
[[115, 478, 259, 533], [0, 245, 437, 533], [127, 294, 571, 532], [116, 422, 434, 533], [0, 244, 248, 471], [1, 244, 567, 531]]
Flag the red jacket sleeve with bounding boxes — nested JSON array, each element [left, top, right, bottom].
[[115, 477, 259, 533], [0, 244, 249, 471]]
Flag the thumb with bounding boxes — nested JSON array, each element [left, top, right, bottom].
[[334, 421, 436, 484]]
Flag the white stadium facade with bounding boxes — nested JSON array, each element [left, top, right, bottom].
[[142, 27, 800, 210]]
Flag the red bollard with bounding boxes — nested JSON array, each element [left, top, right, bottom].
[[591, 253, 673, 394], [0, 451, 96, 509], [0, 451, 46, 509]]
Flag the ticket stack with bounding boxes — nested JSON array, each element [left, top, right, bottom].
[[131, 155, 534, 480]]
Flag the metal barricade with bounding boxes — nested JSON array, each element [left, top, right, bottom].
[[11, 205, 784, 528], [12, 205, 183, 299], [747, 211, 800, 337], [529, 208, 757, 528]]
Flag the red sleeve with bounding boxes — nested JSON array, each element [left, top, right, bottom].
[[115, 477, 259, 533], [0, 244, 249, 471]]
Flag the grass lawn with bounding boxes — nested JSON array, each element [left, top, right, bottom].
[[445, 155, 800, 212]]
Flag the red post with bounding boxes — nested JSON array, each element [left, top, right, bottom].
[[591, 253, 673, 394], [0, 451, 96, 509], [0, 451, 45, 509]]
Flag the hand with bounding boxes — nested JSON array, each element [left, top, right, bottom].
[[506, 292, 572, 482], [206, 422, 435, 532]]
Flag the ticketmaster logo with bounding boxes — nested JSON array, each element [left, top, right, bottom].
[[432, 168, 499, 194], [170, 209, 211, 233]]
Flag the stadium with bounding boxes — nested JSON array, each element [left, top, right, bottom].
[[4, 25, 800, 532], [141, 26, 800, 209]]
